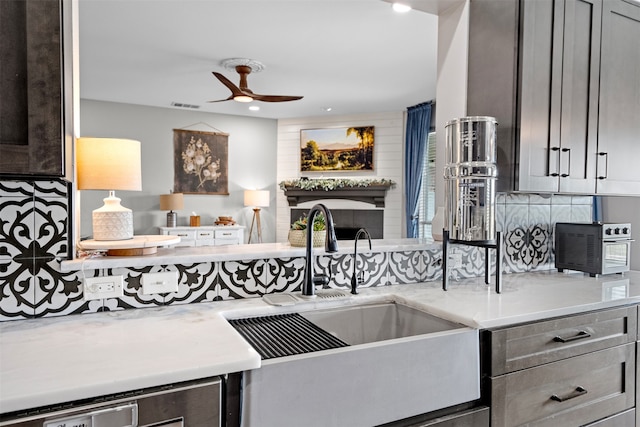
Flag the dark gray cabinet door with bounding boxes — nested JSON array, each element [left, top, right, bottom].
[[520, 0, 601, 194], [596, 0, 640, 195], [517, 0, 559, 192], [0, 0, 71, 178], [469, 0, 640, 194], [556, 0, 601, 193], [468, 0, 601, 193]]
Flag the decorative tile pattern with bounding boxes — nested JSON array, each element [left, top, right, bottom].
[[424, 249, 443, 281], [317, 252, 387, 290], [355, 252, 387, 288], [34, 260, 90, 317], [1, 179, 72, 320], [504, 225, 550, 272], [387, 251, 423, 285], [264, 257, 304, 294], [218, 259, 267, 299], [0, 180, 594, 321]]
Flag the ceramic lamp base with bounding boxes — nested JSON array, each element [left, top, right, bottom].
[[92, 191, 134, 241]]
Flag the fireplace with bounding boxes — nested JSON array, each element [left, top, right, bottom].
[[291, 209, 384, 240]]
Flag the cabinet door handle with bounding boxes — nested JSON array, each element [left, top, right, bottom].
[[550, 146, 561, 177], [560, 147, 571, 178], [550, 386, 587, 402], [553, 330, 591, 343], [597, 152, 608, 180]]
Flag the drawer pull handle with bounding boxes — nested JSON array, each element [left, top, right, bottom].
[[553, 330, 591, 343], [550, 386, 587, 402]]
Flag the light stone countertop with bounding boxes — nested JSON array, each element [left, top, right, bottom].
[[60, 239, 435, 272], [2, 270, 640, 414]]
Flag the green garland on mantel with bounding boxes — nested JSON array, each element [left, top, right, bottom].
[[279, 178, 396, 191]]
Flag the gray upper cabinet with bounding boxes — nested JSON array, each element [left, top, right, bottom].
[[596, 0, 640, 194], [468, 0, 640, 195], [0, 0, 74, 179]]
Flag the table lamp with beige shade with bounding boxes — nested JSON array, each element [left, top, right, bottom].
[[76, 137, 142, 241], [159, 192, 184, 227], [244, 190, 270, 243]]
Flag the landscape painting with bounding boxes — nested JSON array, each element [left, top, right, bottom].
[[300, 126, 374, 172]]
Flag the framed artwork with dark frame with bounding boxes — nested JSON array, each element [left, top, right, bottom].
[[173, 129, 229, 195], [300, 126, 374, 172]]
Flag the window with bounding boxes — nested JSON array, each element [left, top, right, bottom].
[[418, 132, 437, 239]]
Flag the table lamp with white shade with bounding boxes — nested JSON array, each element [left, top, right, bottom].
[[244, 189, 270, 243], [76, 137, 142, 241], [159, 192, 184, 227]]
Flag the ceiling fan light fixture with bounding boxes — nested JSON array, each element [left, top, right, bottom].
[[209, 57, 303, 104], [233, 95, 254, 103], [392, 3, 412, 13]]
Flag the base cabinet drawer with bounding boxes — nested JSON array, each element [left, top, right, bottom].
[[489, 343, 635, 427], [413, 406, 489, 426], [159, 226, 244, 246], [214, 229, 241, 240], [485, 306, 637, 376], [584, 408, 635, 427]]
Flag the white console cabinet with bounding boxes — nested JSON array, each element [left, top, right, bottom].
[[159, 225, 245, 247]]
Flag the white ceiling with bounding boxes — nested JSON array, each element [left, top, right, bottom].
[[78, 0, 440, 120]]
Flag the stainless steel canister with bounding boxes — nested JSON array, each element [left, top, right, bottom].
[[444, 116, 498, 242]]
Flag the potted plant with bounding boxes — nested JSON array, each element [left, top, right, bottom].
[[288, 213, 326, 247]]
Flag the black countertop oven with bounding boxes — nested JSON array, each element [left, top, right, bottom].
[[555, 222, 632, 277]]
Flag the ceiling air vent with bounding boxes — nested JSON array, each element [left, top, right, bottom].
[[171, 102, 200, 109]]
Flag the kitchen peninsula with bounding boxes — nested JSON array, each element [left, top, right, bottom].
[[2, 270, 640, 423]]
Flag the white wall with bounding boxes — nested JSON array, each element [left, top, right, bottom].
[[79, 100, 278, 242], [603, 196, 640, 270], [276, 112, 405, 242], [435, 0, 470, 208]]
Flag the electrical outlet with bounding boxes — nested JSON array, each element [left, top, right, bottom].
[[84, 275, 124, 301], [142, 271, 178, 295], [450, 253, 463, 269]]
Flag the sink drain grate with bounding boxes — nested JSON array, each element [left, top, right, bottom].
[[229, 313, 348, 360]]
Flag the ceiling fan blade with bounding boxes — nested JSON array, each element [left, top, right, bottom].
[[251, 94, 304, 102], [211, 65, 304, 103], [207, 95, 234, 103], [212, 71, 242, 96]]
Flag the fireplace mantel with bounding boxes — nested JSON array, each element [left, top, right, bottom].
[[282, 184, 392, 207]]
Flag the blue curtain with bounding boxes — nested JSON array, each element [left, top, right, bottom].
[[593, 195, 603, 222], [404, 101, 432, 238]]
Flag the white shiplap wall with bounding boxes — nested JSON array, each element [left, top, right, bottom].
[[276, 112, 405, 242]]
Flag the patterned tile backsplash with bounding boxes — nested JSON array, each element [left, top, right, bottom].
[[0, 178, 592, 321]]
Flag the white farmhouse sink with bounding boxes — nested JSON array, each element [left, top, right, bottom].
[[236, 302, 479, 427]]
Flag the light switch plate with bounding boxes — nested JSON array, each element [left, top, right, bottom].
[[142, 271, 179, 295], [84, 275, 124, 301]]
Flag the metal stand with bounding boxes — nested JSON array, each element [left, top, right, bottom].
[[248, 207, 263, 243], [442, 230, 503, 293]]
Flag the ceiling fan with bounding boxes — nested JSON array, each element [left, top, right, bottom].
[[209, 58, 303, 103]]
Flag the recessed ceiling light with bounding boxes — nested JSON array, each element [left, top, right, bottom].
[[392, 3, 412, 13], [249, 105, 260, 111], [323, 107, 333, 112]]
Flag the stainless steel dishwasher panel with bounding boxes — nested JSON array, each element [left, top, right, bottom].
[[0, 377, 221, 427]]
